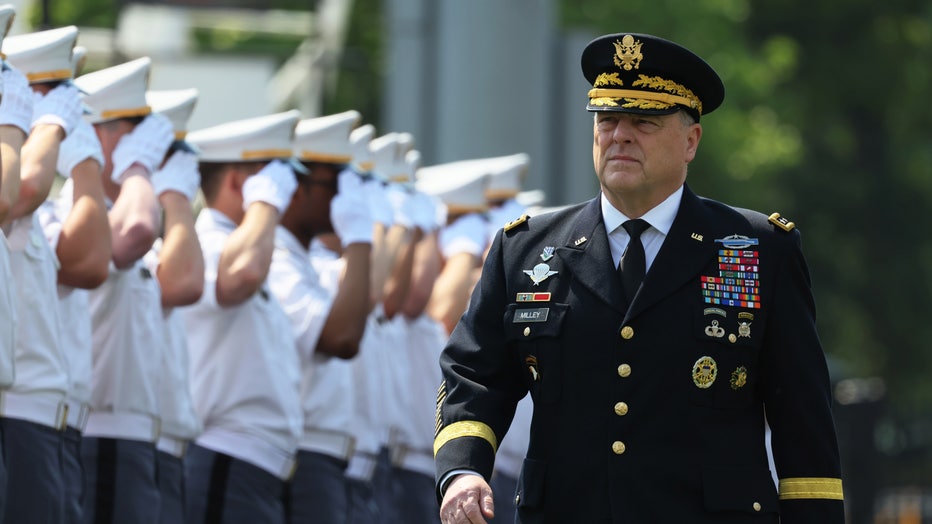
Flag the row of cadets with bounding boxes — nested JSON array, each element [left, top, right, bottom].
[[144, 87, 205, 524], [0, 17, 90, 522], [267, 109, 374, 523], [181, 110, 305, 523], [74, 55, 175, 523]]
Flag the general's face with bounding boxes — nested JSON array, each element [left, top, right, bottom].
[[592, 110, 701, 208]]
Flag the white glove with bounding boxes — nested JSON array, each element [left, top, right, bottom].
[[151, 150, 200, 201], [110, 113, 174, 184], [408, 191, 439, 233], [362, 176, 394, 226], [31, 83, 83, 137], [434, 200, 449, 230], [242, 159, 298, 214], [386, 184, 414, 228], [330, 169, 374, 246], [439, 212, 489, 259], [0, 67, 34, 134], [57, 120, 104, 178]]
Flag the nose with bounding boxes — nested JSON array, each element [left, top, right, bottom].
[[612, 119, 635, 143]]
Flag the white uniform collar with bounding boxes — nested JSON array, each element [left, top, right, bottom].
[[601, 185, 683, 235]]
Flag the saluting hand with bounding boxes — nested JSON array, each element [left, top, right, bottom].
[[440, 474, 495, 524]]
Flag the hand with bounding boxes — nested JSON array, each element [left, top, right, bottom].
[[409, 191, 440, 233], [151, 150, 200, 201], [440, 474, 494, 524], [386, 184, 413, 228], [31, 83, 83, 137], [330, 169, 373, 246], [241, 159, 298, 214], [362, 176, 394, 226], [57, 120, 104, 178], [439, 213, 489, 259], [110, 113, 174, 183], [0, 67, 34, 134]]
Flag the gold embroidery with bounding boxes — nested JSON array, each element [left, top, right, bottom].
[[594, 72, 623, 87], [632, 75, 702, 112]]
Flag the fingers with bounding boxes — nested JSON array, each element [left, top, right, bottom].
[[439, 475, 494, 524]]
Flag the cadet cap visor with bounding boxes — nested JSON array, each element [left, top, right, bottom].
[[187, 110, 307, 175], [2, 25, 78, 84], [581, 33, 724, 120]]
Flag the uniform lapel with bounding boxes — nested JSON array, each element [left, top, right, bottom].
[[555, 197, 627, 315], [625, 186, 718, 320]]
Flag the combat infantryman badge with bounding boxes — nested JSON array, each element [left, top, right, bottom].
[[692, 356, 717, 389], [524, 263, 558, 286]]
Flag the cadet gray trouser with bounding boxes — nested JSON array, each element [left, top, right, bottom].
[[285, 450, 350, 524], [1, 417, 65, 523], [80, 436, 160, 524]]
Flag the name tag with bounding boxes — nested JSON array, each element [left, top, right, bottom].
[[513, 308, 549, 323]]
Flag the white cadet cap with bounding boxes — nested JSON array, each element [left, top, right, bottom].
[[0, 4, 15, 44], [405, 149, 421, 180], [483, 153, 531, 201], [416, 160, 490, 215], [147, 88, 198, 139], [71, 45, 87, 77], [3, 25, 78, 84], [516, 189, 546, 208], [370, 132, 414, 182], [349, 123, 375, 172], [294, 109, 360, 164], [75, 57, 152, 124], [188, 110, 306, 174]]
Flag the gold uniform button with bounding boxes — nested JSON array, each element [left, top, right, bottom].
[[611, 441, 626, 454], [515, 494, 521, 505], [523, 327, 530, 336], [752, 502, 761, 512], [728, 333, 737, 343], [620, 326, 634, 339], [614, 402, 628, 416], [617, 364, 632, 378]]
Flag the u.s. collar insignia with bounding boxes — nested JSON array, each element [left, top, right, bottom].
[[539, 246, 555, 262], [523, 263, 558, 286], [692, 356, 717, 389], [714, 234, 759, 250]]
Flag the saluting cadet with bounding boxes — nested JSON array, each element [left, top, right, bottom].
[[342, 122, 391, 524], [181, 111, 304, 524], [0, 21, 86, 522], [75, 56, 175, 524], [268, 109, 373, 524], [9, 30, 111, 524], [388, 152, 448, 524], [417, 161, 492, 335], [435, 33, 845, 524], [0, 6, 17, 513], [145, 88, 205, 524]]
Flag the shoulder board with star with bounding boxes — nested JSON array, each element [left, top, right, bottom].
[[503, 214, 530, 233], [768, 212, 796, 232]]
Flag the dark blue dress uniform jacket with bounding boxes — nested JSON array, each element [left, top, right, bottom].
[[434, 186, 845, 523]]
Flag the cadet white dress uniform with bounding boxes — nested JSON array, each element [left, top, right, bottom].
[[270, 110, 364, 524], [75, 57, 173, 524], [1, 25, 89, 520], [182, 111, 304, 524], [145, 88, 204, 524]]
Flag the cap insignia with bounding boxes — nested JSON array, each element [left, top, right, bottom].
[[613, 35, 643, 71]]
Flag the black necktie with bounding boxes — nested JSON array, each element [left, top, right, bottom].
[[619, 219, 650, 303]]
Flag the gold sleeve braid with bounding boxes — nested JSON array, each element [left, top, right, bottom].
[[778, 478, 844, 500]]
